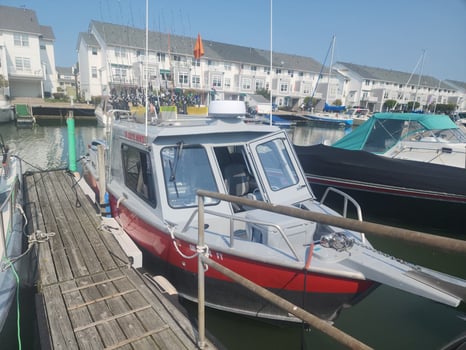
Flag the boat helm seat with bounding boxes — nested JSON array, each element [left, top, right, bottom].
[[224, 162, 250, 197], [223, 162, 250, 212]]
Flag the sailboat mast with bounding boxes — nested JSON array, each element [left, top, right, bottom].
[[326, 35, 335, 105]]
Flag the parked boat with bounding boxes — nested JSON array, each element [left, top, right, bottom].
[[82, 101, 465, 323], [0, 96, 14, 123], [95, 97, 133, 127], [302, 112, 353, 128], [345, 107, 371, 126], [295, 112, 466, 235], [14, 104, 35, 127], [303, 36, 350, 128], [0, 138, 25, 333]]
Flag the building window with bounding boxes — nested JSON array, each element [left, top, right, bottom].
[[288, 70, 294, 77], [178, 72, 189, 85], [92, 47, 98, 55], [192, 75, 200, 88], [114, 47, 127, 59], [224, 78, 231, 88], [91, 66, 97, 78], [280, 82, 288, 93], [251, 66, 257, 72], [264, 67, 270, 75], [212, 75, 222, 88], [275, 68, 282, 74], [112, 67, 127, 82], [241, 78, 251, 90], [14, 33, 29, 47], [224, 63, 232, 71], [15, 57, 31, 72], [255, 79, 265, 90], [157, 52, 166, 62], [192, 59, 200, 67]]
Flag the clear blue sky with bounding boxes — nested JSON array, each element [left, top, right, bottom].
[[2, 0, 465, 82]]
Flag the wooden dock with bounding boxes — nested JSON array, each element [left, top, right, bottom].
[[24, 170, 217, 349]]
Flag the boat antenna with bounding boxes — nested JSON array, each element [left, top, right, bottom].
[[269, 0, 273, 125], [144, 0, 149, 138]]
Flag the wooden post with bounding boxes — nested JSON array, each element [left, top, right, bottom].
[[197, 194, 206, 349], [97, 144, 107, 215]]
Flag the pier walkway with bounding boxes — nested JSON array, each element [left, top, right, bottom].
[[24, 170, 215, 349]]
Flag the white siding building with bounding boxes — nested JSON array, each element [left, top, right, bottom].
[[0, 5, 58, 98], [77, 21, 466, 113], [76, 21, 337, 109]]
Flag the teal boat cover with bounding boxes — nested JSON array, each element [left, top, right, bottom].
[[332, 113, 458, 150]]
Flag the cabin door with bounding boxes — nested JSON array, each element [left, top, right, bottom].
[[246, 132, 311, 205]]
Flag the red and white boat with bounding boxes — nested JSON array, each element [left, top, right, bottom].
[[82, 101, 465, 322]]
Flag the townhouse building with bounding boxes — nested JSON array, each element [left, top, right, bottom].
[[0, 5, 58, 98], [76, 20, 347, 110], [334, 62, 466, 113]]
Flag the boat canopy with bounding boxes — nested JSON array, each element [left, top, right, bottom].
[[332, 112, 459, 150], [323, 103, 345, 112]]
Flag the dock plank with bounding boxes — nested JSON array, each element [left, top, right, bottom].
[[25, 170, 215, 350]]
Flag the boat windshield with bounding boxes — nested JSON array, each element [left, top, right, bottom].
[[407, 128, 466, 143], [255, 138, 299, 191], [161, 145, 219, 208]]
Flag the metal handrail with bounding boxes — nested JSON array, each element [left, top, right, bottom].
[[181, 207, 300, 260], [320, 186, 366, 245]]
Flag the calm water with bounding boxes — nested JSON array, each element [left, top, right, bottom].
[[0, 119, 464, 350]]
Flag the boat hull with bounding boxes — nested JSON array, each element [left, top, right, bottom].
[[295, 144, 466, 236], [109, 194, 377, 322]]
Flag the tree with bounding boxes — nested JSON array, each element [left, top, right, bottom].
[[383, 99, 397, 111], [255, 88, 270, 100], [406, 101, 420, 111], [434, 103, 456, 115]]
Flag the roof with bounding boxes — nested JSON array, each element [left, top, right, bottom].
[[0, 5, 42, 34], [56, 66, 73, 75], [335, 62, 451, 90], [76, 32, 101, 50], [40, 25, 55, 41], [89, 20, 324, 73]]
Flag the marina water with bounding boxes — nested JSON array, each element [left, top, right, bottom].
[[0, 119, 464, 349]]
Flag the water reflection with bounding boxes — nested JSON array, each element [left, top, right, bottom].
[[289, 123, 352, 146], [0, 120, 464, 350]]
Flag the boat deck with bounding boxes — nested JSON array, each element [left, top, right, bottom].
[[24, 170, 216, 349]]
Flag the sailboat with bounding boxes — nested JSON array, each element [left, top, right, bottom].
[[303, 36, 351, 127]]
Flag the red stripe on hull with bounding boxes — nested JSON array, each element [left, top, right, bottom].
[[110, 196, 375, 296]]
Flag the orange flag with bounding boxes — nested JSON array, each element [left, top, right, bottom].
[[193, 32, 205, 59]]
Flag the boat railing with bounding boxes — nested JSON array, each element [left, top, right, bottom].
[[318, 187, 366, 244], [181, 206, 300, 261], [0, 174, 21, 260]]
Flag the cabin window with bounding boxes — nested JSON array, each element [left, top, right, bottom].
[[362, 119, 406, 153], [161, 145, 219, 208], [121, 144, 157, 207], [255, 139, 298, 191]]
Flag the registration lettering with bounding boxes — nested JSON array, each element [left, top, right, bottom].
[[124, 131, 147, 144]]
